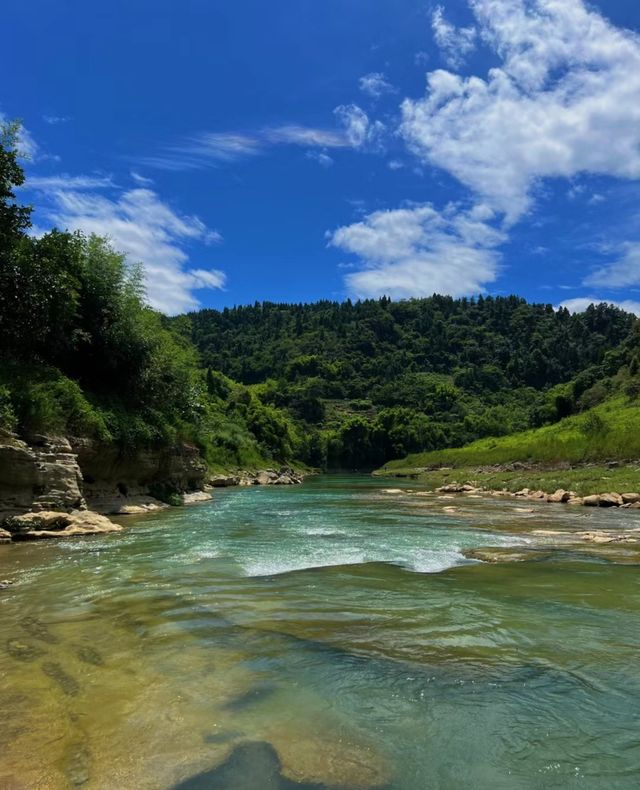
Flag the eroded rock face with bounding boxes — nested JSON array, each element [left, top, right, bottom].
[[0, 432, 85, 518], [71, 437, 208, 512], [0, 431, 210, 527]]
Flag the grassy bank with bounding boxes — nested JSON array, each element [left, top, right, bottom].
[[380, 397, 640, 471], [375, 397, 640, 495], [377, 464, 640, 498]]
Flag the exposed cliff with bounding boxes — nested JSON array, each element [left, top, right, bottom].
[[0, 430, 208, 527]]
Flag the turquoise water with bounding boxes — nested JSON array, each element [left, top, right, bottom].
[[1, 475, 640, 788]]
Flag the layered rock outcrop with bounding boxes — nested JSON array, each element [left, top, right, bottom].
[[0, 430, 210, 540]]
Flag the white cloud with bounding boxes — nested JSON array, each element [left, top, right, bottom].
[[334, 104, 386, 151], [140, 124, 352, 170], [330, 202, 503, 299], [130, 170, 154, 186], [403, 0, 640, 223], [27, 174, 115, 190], [31, 184, 225, 314], [265, 125, 348, 148], [359, 72, 394, 99], [558, 297, 640, 316], [334, 0, 640, 300], [431, 6, 477, 69], [584, 243, 640, 289], [306, 150, 334, 168], [43, 115, 70, 125]]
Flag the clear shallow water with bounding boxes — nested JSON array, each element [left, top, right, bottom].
[[1, 475, 640, 789]]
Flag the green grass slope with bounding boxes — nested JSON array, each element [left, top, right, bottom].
[[381, 397, 640, 472]]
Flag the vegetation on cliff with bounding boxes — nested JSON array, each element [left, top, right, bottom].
[[0, 124, 301, 469]]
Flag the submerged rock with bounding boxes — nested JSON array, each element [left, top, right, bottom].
[[173, 741, 329, 789], [64, 743, 91, 787], [75, 645, 105, 667], [20, 616, 59, 644], [464, 547, 553, 563], [42, 661, 80, 697], [6, 639, 45, 662]]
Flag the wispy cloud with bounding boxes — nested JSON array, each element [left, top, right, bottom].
[[431, 6, 477, 70], [306, 150, 334, 168], [27, 174, 115, 190], [139, 124, 350, 171], [359, 72, 395, 99], [264, 125, 348, 148], [43, 115, 70, 125]]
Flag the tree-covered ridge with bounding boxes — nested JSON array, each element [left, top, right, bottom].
[[186, 298, 639, 467], [0, 124, 301, 469]]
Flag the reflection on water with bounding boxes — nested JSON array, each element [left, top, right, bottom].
[[1, 475, 640, 788]]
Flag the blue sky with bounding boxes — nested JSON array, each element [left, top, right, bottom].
[[4, 0, 640, 314]]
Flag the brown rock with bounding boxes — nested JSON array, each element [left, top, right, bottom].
[[583, 495, 600, 507], [4, 510, 121, 540], [209, 475, 241, 487], [621, 493, 640, 504], [599, 492, 623, 507], [0, 527, 11, 544], [547, 489, 571, 503], [181, 491, 213, 505]]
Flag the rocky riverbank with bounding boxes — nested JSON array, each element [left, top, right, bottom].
[[0, 430, 307, 543], [434, 482, 640, 509]]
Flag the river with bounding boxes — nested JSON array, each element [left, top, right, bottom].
[[1, 474, 639, 789]]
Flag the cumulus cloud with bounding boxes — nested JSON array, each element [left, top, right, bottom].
[[359, 72, 394, 99], [558, 297, 640, 316], [337, 0, 640, 299], [431, 6, 477, 69], [330, 202, 503, 299], [29, 180, 225, 314], [404, 0, 640, 222]]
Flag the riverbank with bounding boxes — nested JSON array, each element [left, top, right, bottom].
[[375, 462, 640, 507]]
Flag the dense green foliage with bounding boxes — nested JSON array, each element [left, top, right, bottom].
[[185, 298, 638, 467], [0, 125, 300, 468]]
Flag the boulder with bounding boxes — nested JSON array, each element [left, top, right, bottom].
[[547, 489, 571, 503], [437, 483, 476, 494], [622, 493, 640, 504], [209, 475, 241, 488], [4, 510, 122, 540], [599, 492, 623, 507], [0, 579, 14, 589], [514, 488, 531, 497], [182, 491, 213, 505], [583, 495, 600, 507], [0, 527, 11, 544], [567, 497, 584, 506]]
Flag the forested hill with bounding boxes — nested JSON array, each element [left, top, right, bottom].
[[184, 298, 640, 467]]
